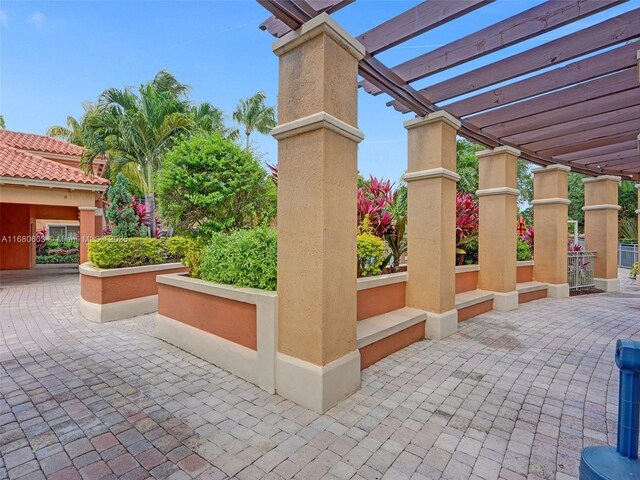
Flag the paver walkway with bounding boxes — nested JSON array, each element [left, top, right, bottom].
[[1, 273, 638, 480]]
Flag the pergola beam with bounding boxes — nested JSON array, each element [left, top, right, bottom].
[[469, 68, 638, 128], [441, 42, 638, 118], [503, 104, 640, 145], [356, 0, 493, 56], [363, 0, 628, 95], [555, 140, 638, 162], [523, 119, 640, 153], [259, 0, 352, 37], [485, 88, 640, 138], [573, 149, 640, 166], [541, 131, 639, 158], [390, 8, 640, 108]]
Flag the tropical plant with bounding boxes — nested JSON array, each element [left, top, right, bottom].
[[456, 139, 483, 194], [157, 134, 276, 236], [35, 227, 48, 255], [0, 115, 5, 129], [357, 215, 385, 277], [619, 217, 638, 242], [88, 236, 188, 269], [385, 185, 407, 271], [455, 193, 479, 264], [517, 237, 533, 261], [104, 174, 141, 238], [630, 263, 638, 279], [357, 176, 394, 238], [233, 91, 276, 150]]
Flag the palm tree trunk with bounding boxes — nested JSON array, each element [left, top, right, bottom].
[[145, 193, 156, 238], [245, 131, 250, 151]]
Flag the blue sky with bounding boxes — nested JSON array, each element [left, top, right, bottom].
[[0, 0, 636, 182]]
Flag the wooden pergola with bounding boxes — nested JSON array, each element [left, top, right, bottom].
[[258, 0, 640, 180]]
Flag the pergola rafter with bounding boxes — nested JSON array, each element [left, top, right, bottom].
[[257, 0, 640, 179]]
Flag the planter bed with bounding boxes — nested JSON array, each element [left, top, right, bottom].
[[79, 262, 188, 323], [516, 260, 535, 283], [455, 265, 479, 294], [357, 272, 407, 320], [155, 273, 277, 393]]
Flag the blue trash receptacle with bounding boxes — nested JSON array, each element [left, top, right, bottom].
[[580, 339, 640, 479]]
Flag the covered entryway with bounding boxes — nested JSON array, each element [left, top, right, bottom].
[[0, 144, 108, 270]]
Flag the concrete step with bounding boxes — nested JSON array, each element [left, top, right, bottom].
[[356, 307, 426, 349]]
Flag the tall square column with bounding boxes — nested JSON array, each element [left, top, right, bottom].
[[583, 175, 621, 292], [531, 165, 571, 298], [270, 14, 364, 413], [403, 111, 460, 340], [79, 206, 97, 264], [476, 146, 520, 311]]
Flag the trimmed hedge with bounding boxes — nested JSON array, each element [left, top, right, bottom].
[[37, 254, 80, 264], [199, 228, 277, 291], [88, 236, 189, 269]]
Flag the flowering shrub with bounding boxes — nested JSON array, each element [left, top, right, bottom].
[[35, 227, 48, 255], [456, 193, 479, 262], [357, 215, 385, 277], [516, 238, 533, 261]]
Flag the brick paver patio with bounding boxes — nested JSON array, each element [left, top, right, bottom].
[[1, 271, 638, 480]]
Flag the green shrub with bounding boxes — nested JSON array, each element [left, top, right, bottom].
[[183, 237, 206, 279], [36, 254, 80, 264], [357, 216, 385, 277], [630, 263, 638, 279], [105, 173, 141, 238], [199, 228, 277, 290], [88, 236, 188, 269], [157, 134, 276, 236], [516, 237, 533, 261]]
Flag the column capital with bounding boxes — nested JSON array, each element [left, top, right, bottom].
[[403, 111, 461, 131], [582, 204, 622, 212], [476, 145, 521, 158], [476, 187, 519, 198], [273, 13, 365, 60], [531, 198, 571, 206], [403, 167, 460, 183], [531, 164, 571, 174], [271, 112, 365, 143], [635, 184, 640, 190], [582, 175, 622, 184], [78, 206, 97, 211]]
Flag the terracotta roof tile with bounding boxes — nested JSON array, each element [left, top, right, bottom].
[[0, 144, 109, 186], [0, 129, 84, 156]]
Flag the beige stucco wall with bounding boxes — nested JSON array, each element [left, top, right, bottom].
[[0, 184, 96, 207]]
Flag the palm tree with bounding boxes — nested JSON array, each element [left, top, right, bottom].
[[84, 74, 195, 236], [46, 102, 101, 146], [233, 91, 276, 150], [0, 115, 5, 129]]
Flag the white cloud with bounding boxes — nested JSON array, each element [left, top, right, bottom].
[[27, 11, 45, 31], [0, 10, 8, 27]]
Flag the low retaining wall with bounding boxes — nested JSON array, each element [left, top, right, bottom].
[[357, 272, 407, 320], [79, 262, 188, 323], [455, 265, 479, 293], [155, 273, 277, 393], [516, 260, 534, 283]]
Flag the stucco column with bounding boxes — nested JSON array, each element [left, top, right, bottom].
[[477, 146, 520, 311], [79, 206, 97, 264], [531, 165, 571, 298], [403, 111, 460, 340], [270, 13, 364, 413], [583, 175, 621, 292]]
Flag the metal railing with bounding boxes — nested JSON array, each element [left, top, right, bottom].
[[568, 251, 596, 291], [618, 243, 638, 268]]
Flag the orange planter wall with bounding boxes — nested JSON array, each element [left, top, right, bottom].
[[158, 283, 257, 350], [519, 289, 547, 304], [81, 266, 188, 304], [516, 265, 534, 283], [455, 270, 478, 294], [357, 282, 406, 320], [360, 321, 425, 369]]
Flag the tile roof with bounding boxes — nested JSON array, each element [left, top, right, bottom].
[[0, 144, 109, 186], [0, 129, 85, 156]]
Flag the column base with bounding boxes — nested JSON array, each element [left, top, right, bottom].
[[493, 291, 519, 311], [425, 309, 458, 340], [594, 278, 620, 293], [546, 283, 570, 299], [275, 350, 361, 414]]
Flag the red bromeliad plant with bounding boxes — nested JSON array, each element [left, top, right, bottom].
[[357, 176, 395, 238], [455, 193, 479, 260], [35, 227, 48, 255]]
